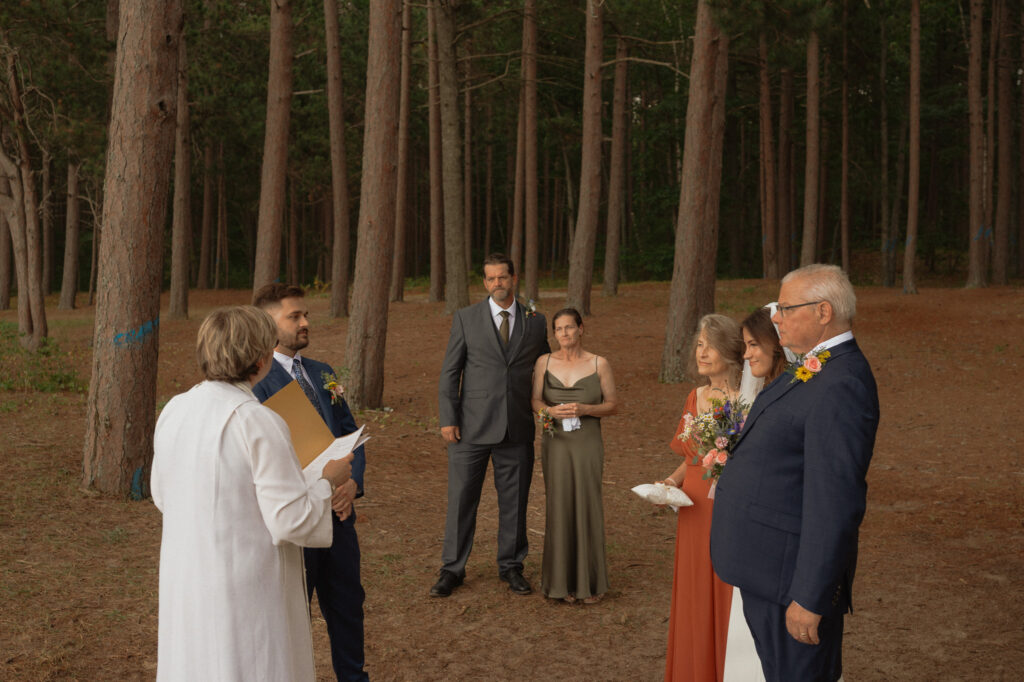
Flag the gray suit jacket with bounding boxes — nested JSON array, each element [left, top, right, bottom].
[[438, 298, 548, 445]]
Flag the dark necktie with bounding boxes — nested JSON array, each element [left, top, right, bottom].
[[499, 310, 510, 346], [293, 358, 325, 420]]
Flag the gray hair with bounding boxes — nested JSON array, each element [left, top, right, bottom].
[[782, 264, 856, 323]]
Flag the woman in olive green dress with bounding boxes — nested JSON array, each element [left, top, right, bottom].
[[531, 308, 619, 604]]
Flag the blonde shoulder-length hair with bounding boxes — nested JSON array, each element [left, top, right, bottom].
[[196, 305, 278, 382]]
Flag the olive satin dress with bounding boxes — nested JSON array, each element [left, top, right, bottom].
[[540, 359, 609, 601]]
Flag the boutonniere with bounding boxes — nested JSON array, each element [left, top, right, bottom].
[[320, 370, 348, 405], [787, 349, 831, 383], [536, 408, 556, 436], [521, 299, 538, 318]]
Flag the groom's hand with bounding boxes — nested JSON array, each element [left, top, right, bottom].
[[441, 425, 461, 443], [786, 600, 822, 645]]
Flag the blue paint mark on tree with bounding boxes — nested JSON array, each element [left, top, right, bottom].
[[113, 317, 160, 347], [130, 466, 147, 500]]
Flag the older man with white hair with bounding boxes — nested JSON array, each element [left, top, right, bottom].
[[711, 264, 880, 682]]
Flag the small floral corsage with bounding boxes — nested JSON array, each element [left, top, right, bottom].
[[787, 349, 831, 383], [320, 370, 348, 405], [522, 299, 538, 318], [536, 408, 556, 436]]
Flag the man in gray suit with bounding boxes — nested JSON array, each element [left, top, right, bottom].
[[431, 254, 549, 597]]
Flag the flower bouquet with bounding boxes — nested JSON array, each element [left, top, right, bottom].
[[536, 408, 556, 436], [678, 396, 750, 497]]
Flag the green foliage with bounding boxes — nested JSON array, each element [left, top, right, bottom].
[[0, 323, 86, 393]]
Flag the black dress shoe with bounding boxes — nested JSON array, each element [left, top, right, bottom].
[[430, 570, 463, 597], [499, 568, 532, 595]]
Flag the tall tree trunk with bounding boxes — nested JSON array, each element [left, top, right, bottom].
[[484, 137, 493, 256], [196, 143, 213, 288], [287, 179, 298, 283], [427, 2, 444, 302], [58, 162, 81, 309], [522, 0, 540, 300], [0, 189, 10, 310], [759, 33, 778, 279], [169, 30, 190, 319], [435, 0, 469, 312], [345, 0, 400, 408], [83, 0, 182, 497], [390, 0, 412, 302], [992, 0, 1011, 285], [566, 0, 603, 315], [603, 36, 627, 297], [660, 0, 728, 382], [216, 144, 228, 287], [0, 174, 29, 326], [879, 22, 892, 285], [903, 0, 921, 293], [325, 0, 352, 316], [800, 30, 820, 266], [776, 68, 793, 275], [509, 93, 525, 273], [984, 0, 999, 278], [966, 0, 986, 287], [88, 203, 99, 304], [1019, 3, 1024, 277], [840, 0, 850, 273], [887, 118, 908, 286], [252, 0, 293, 292], [41, 153, 53, 296], [463, 54, 473, 272]]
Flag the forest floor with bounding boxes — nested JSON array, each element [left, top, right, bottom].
[[1, 279, 1022, 681]]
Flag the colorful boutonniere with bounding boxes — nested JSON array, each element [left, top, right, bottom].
[[787, 349, 831, 383], [536, 408, 556, 436], [522, 299, 538, 318], [320, 370, 348, 405]]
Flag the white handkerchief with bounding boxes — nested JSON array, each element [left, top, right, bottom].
[[561, 417, 581, 432]]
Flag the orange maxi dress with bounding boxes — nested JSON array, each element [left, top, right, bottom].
[[665, 389, 734, 682]]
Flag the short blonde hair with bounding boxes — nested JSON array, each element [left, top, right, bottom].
[[687, 313, 744, 387], [196, 306, 278, 382], [782, 264, 857, 323]]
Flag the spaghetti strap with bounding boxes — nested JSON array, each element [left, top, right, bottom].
[[545, 354, 551, 372], [594, 355, 598, 372]]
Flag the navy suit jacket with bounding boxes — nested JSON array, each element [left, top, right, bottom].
[[253, 357, 365, 495], [438, 299, 548, 445], [710, 338, 879, 615]]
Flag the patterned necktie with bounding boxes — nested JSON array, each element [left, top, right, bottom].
[[499, 310, 510, 346], [293, 358, 325, 420]]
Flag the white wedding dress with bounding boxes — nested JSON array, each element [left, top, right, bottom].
[[723, 587, 766, 681]]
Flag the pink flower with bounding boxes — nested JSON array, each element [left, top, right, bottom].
[[702, 453, 715, 470], [715, 450, 729, 465], [715, 436, 729, 449], [803, 355, 823, 373]]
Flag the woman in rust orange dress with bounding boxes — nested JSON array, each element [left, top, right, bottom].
[[659, 314, 745, 681]]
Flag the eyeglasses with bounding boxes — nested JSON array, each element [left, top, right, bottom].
[[775, 300, 822, 317]]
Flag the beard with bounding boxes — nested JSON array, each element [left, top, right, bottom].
[[282, 330, 310, 352], [490, 287, 511, 303]]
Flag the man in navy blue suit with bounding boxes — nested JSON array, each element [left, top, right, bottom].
[[253, 283, 368, 682], [711, 264, 879, 681]]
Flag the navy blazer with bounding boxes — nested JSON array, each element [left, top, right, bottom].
[[710, 338, 879, 615], [253, 357, 365, 495], [438, 298, 548, 445]]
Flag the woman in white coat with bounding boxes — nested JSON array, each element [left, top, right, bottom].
[[151, 305, 352, 681]]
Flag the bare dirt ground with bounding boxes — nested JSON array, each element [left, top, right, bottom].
[[1, 280, 1022, 681]]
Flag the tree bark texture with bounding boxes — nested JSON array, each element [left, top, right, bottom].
[[0, 192, 10, 310], [169, 30, 190, 319], [463, 56, 473, 272], [841, 0, 850, 273], [83, 0, 182, 497], [41, 154, 53, 296], [345, 0, 400, 409], [566, 0, 603, 315], [603, 36, 627, 297], [800, 30, 820, 267], [992, 1, 1011, 285], [776, 68, 793, 275], [509, 92, 525, 278], [435, 0, 469, 312], [522, 0, 539, 300], [879, 22, 892, 286], [252, 0, 293, 292], [58, 161, 81, 310], [196, 142, 213, 289], [758, 33, 778, 279], [966, 0, 986, 287], [427, 2, 444, 302], [390, 0, 412, 303], [325, 0, 352, 316], [660, 0, 728, 382], [903, 0, 920, 293]]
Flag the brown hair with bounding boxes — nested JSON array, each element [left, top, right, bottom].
[[686, 314, 744, 387], [196, 306, 278, 382], [483, 253, 515, 276], [551, 307, 582, 330], [252, 283, 306, 309], [742, 307, 786, 383]]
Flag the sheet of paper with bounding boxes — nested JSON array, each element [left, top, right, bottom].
[[301, 425, 371, 487], [262, 380, 334, 468]]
